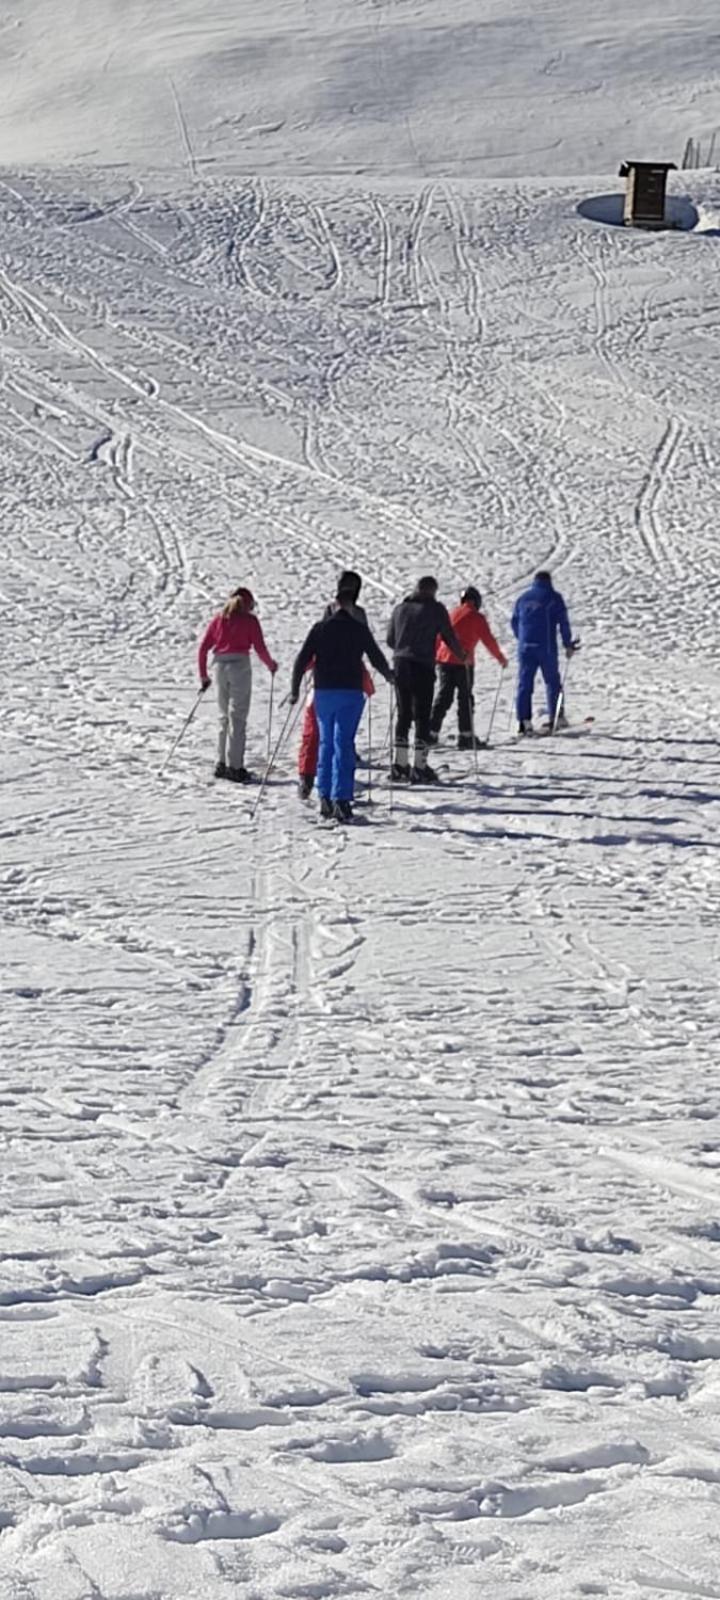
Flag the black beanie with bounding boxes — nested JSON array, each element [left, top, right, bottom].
[[337, 569, 362, 601]]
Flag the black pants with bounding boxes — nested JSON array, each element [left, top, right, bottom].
[[431, 663, 474, 736], [394, 658, 435, 765]]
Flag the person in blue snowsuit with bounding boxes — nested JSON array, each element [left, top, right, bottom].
[[511, 571, 576, 734]]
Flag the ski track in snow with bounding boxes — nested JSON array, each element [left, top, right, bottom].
[[634, 416, 686, 578], [1, 164, 720, 1599]]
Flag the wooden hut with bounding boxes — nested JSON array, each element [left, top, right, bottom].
[[619, 162, 677, 229]]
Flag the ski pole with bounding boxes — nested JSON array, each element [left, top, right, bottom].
[[250, 694, 302, 820], [486, 667, 505, 747], [266, 672, 275, 769], [377, 698, 393, 764], [466, 665, 479, 778], [367, 696, 373, 807], [552, 642, 579, 733], [552, 665, 568, 733], [387, 682, 395, 816], [507, 679, 516, 736], [159, 686, 205, 776]]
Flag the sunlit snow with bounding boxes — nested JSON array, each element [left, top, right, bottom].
[[1, 5, 720, 1597]]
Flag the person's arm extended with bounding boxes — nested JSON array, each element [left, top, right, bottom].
[[437, 603, 466, 661], [363, 626, 393, 682], [291, 625, 319, 700], [556, 595, 573, 651], [198, 618, 217, 684], [475, 613, 508, 667], [251, 615, 278, 673]]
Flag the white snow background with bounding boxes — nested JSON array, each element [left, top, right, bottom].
[[1, 3, 720, 1596]]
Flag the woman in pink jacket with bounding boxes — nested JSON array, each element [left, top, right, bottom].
[[198, 587, 278, 783]]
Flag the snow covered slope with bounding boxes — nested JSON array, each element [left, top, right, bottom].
[[1, 0, 720, 177], [2, 6, 720, 1598]]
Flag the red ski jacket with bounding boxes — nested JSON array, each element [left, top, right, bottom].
[[435, 602, 507, 668]]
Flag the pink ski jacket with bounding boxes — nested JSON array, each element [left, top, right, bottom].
[[198, 613, 277, 681]]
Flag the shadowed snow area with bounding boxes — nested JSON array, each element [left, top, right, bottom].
[[1, 4, 720, 1599], [1, 0, 720, 176], [577, 192, 702, 231]]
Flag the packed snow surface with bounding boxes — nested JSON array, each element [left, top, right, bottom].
[[2, 4, 720, 1598]]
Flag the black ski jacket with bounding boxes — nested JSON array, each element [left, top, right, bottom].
[[386, 594, 464, 666], [292, 608, 392, 698]]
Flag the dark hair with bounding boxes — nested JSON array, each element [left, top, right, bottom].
[[417, 575, 438, 594], [535, 571, 552, 584], [338, 569, 362, 601], [461, 586, 482, 609], [336, 583, 359, 606]]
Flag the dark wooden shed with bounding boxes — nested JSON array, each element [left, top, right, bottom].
[[619, 162, 677, 229]]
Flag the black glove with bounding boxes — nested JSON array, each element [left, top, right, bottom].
[[200, 677, 211, 692]]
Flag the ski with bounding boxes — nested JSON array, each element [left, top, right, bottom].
[[373, 769, 469, 792], [508, 716, 595, 745], [540, 716, 595, 739]]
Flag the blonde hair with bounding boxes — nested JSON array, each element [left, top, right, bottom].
[[222, 586, 254, 619]]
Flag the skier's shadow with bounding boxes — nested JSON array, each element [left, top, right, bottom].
[[407, 817, 720, 850], [599, 732, 720, 750], [539, 743, 720, 773], [415, 796, 684, 828]]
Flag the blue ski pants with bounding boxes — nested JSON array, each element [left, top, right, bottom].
[[516, 648, 562, 723], [315, 689, 365, 802]]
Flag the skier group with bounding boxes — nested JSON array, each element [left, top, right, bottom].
[[197, 569, 576, 823]]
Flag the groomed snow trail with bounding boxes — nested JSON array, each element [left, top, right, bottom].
[[1, 169, 720, 1598]]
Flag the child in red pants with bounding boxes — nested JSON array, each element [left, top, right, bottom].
[[298, 694, 321, 797]]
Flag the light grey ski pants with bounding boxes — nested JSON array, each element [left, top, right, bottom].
[[216, 654, 252, 769]]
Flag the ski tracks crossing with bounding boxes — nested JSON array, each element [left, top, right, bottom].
[[2, 171, 720, 1598]]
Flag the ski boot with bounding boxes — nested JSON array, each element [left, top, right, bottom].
[[227, 766, 252, 783], [214, 761, 229, 780], [516, 721, 533, 737], [319, 796, 334, 819], [411, 764, 440, 785], [333, 800, 353, 824], [457, 733, 486, 751], [390, 762, 411, 782], [298, 774, 314, 799]]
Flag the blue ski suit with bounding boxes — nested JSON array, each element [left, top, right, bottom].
[[511, 577, 572, 723]]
